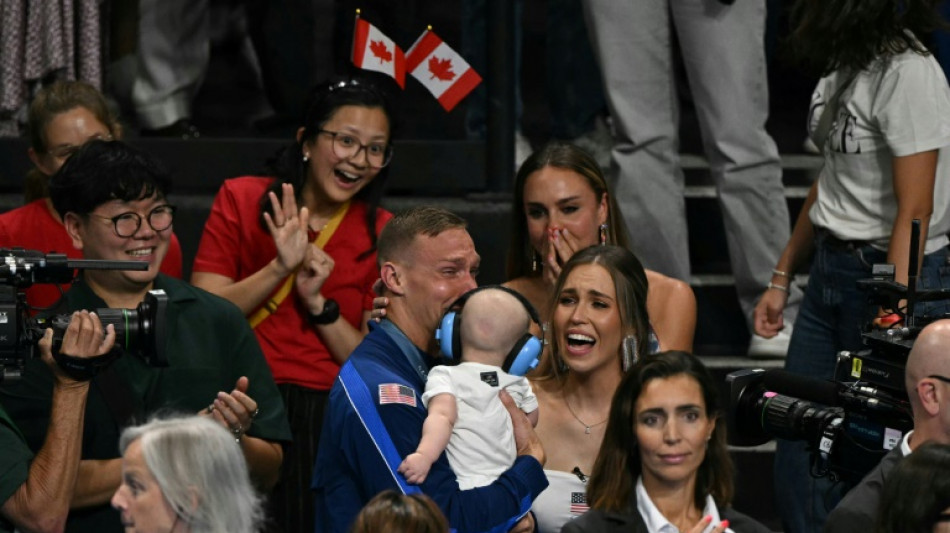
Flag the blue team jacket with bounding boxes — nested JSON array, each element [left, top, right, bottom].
[[312, 321, 548, 533]]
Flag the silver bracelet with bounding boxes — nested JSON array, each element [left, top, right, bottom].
[[767, 281, 789, 293], [772, 269, 790, 278]]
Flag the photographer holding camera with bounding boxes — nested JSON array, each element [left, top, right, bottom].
[[1, 311, 114, 533], [824, 319, 950, 533], [0, 140, 291, 532]]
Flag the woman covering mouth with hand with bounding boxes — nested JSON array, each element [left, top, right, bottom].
[[505, 142, 695, 353]]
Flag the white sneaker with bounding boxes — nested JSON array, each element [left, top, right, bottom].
[[748, 326, 792, 359]]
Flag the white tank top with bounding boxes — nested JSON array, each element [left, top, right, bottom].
[[532, 469, 590, 533]]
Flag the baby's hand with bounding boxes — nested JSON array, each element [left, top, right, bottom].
[[398, 452, 432, 485]]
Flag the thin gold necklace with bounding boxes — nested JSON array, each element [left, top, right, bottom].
[[564, 396, 607, 434]]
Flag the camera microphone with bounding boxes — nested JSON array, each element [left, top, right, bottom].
[[763, 369, 908, 416], [763, 369, 838, 406]]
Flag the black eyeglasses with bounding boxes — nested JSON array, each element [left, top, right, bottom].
[[318, 129, 393, 168], [929, 375, 950, 384], [90, 205, 176, 238], [936, 512, 950, 523]]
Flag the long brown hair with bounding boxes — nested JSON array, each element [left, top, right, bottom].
[[586, 350, 733, 513], [506, 142, 630, 280], [531, 245, 649, 383]]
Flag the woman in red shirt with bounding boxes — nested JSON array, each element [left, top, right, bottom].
[[192, 76, 394, 532]]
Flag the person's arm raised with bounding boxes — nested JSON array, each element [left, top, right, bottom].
[[296, 244, 369, 363], [192, 183, 310, 314]]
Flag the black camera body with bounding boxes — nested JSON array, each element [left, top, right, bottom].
[[726, 364, 912, 484], [0, 248, 168, 382], [726, 221, 948, 484]]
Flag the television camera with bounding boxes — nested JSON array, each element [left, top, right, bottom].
[[0, 248, 168, 382], [726, 221, 950, 484]]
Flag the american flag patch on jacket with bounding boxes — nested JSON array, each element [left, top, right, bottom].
[[378, 384, 417, 407], [570, 492, 589, 514]]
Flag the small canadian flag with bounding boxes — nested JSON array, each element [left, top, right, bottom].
[[351, 16, 405, 88], [406, 29, 482, 112]]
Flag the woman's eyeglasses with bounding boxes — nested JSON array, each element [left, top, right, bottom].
[[318, 130, 393, 168]]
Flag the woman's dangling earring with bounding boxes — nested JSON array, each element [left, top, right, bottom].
[[532, 251, 541, 273], [621, 334, 638, 372], [303, 153, 310, 163], [599, 223, 608, 245]]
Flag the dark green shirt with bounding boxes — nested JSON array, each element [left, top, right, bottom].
[[0, 403, 31, 533], [0, 275, 291, 532]]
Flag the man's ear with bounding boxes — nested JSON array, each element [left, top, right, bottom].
[[63, 212, 85, 250], [918, 379, 941, 417], [28, 147, 57, 177], [380, 262, 406, 296]]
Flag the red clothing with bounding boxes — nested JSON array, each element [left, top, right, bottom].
[[0, 198, 184, 310], [193, 176, 391, 390]]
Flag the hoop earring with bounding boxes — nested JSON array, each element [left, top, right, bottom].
[[599, 224, 608, 246], [621, 334, 638, 372]]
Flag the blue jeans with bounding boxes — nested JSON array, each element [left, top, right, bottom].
[[775, 233, 950, 533]]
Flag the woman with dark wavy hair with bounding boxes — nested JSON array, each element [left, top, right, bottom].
[[191, 75, 395, 532], [876, 442, 950, 533], [563, 351, 768, 533], [754, 2, 950, 531]]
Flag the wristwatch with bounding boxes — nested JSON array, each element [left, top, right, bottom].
[[309, 298, 340, 325]]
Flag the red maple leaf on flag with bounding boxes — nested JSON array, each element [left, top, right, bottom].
[[370, 40, 393, 64], [428, 56, 456, 81]]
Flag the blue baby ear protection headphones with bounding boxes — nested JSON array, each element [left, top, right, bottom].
[[436, 286, 543, 376]]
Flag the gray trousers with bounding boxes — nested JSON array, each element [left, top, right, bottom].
[[582, 0, 796, 327], [132, 0, 209, 128]]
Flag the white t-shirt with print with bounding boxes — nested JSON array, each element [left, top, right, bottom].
[[808, 43, 950, 253]]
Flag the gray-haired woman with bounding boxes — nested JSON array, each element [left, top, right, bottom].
[[111, 415, 263, 533]]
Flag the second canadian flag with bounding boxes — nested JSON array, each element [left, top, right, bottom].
[[406, 29, 483, 112]]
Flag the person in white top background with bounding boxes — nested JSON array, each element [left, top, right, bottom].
[[753, 1, 950, 531]]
